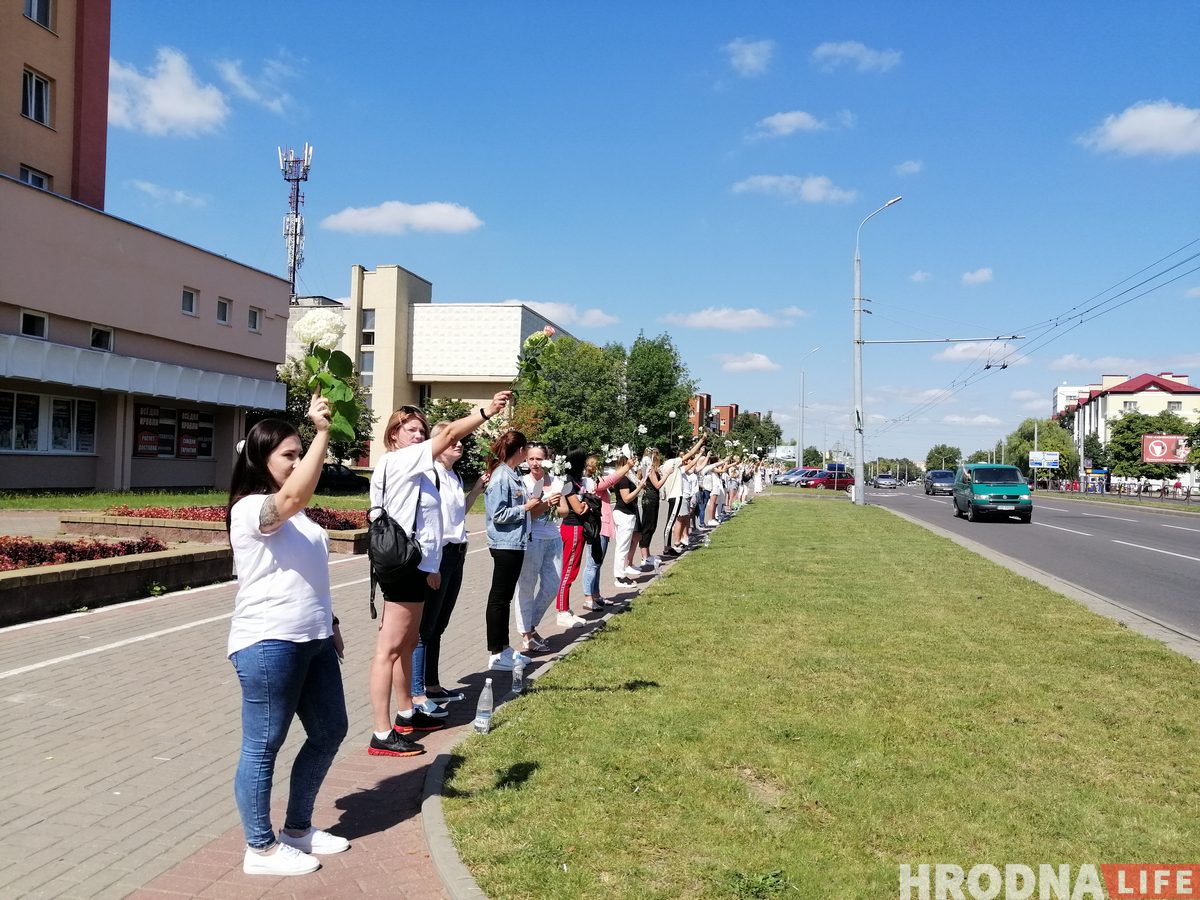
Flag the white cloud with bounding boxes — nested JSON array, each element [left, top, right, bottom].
[[662, 307, 779, 331], [500, 300, 618, 328], [944, 414, 1002, 426], [836, 110, 857, 128], [717, 352, 782, 373], [872, 385, 952, 405], [732, 174, 857, 205], [1011, 390, 1047, 413], [1010, 389, 1041, 401], [321, 201, 483, 235], [1186, 287, 1200, 298], [129, 179, 206, 207], [1049, 353, 1142, 372], [933, 341, 1026, 364], [812, 41, 902, 74], [723, 38, 775, 77], [962, 267, 993, 285], [753, 110, 826, 138], [910, 270, 931, 283], [779, 306, 809, 318], [214, 54, 297, 114], [109, 48, 228, 137], [895, 159, 923, 175], [1079, 99, 1200, 158]]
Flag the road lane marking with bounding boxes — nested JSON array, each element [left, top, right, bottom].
[[1112, 540, 1200, 564], [1035, 522, 1093, 536], [1079, 512, 1139, 522], [924, 498, 946, 504], [1161, 523, 1200, 533]]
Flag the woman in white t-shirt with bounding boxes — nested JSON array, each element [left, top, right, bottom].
[[367, 393, 510, 758], [226, 395, 348, 878]]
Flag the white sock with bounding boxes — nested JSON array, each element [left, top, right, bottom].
[[374, 730, 392, 740], [396, 709, 413, 720]]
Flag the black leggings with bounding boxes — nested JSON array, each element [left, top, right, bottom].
[[639, 499, 660, 550], [486, 548, 525, 654], [661, 496, 680, 546]]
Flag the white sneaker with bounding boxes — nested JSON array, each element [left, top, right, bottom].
[[557, 611, 587, 628], [488, 650, 515, 671], [624, 567, 643, 579], [243, 842, 320, 876], [277, 826, 350, 855]]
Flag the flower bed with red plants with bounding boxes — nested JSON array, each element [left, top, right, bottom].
[[105, 505, 368, 531], [0, 535, 168, 572]]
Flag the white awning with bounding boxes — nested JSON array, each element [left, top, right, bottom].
[[0, 335, 285, 409]]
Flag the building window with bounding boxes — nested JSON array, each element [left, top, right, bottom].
[[1123, 401, 1138, 412], [182, 288, 197, 316], [24, 0, 52, 28], [248, 306, 262, 332], [361, 309, 375, 346], [216, 298, 231, 324], [22, 69, 52, 126], [134, 405, 212, 459], [0, 392, 93, 454], [90, 326, 113, 352], [20, 310, 48, 339], [418, 384, 432, 407], [19, 165, 51, 190], [1168, 401, 1182, 413], [359, 350, 373, 389]]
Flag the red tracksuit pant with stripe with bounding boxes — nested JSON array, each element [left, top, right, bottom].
[[555, 524, 586, 611]]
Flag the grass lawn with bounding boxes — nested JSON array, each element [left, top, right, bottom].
[[442, 495, 1200, 899], [0, 488, 370, 511]]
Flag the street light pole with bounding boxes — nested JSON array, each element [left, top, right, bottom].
[[852, 196, 902, 506], [668, 410, 677, 452], [797, 345, 820, 469]]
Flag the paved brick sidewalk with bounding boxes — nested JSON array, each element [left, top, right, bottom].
[[0, 510, 696, 898]]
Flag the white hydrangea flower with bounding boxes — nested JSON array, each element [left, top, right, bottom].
[[293, 308, 346, 351], [637, 424, 648, 435]]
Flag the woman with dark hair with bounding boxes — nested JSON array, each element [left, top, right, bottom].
[[552, 449, 590, 627], [226, 394, 348, 877], [483, 429, 551, 670], [514, 441, 562, 653], [637, 449, 665, 569], [367, 391, 510, 757]]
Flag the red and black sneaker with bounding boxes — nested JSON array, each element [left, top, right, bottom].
[[394, 709, 447, 733], [368, 731, 425, 757]]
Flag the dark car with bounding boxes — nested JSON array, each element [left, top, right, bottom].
[[924, 469, 955, 495], [317, 463, 370, 493]]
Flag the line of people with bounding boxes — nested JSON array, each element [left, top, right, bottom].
[[221, 390, 768, 875]]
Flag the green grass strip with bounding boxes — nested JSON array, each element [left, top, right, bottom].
[[442, 496, 1200, 899]]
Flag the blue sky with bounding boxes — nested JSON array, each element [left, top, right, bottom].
[[104, 2, 1200, 461]]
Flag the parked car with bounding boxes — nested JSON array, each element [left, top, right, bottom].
[[773, 467, 805, 485], [952, 464, 1032, 523], [871, 473, 899, 489], [924, 469, 956, 495], [803, 470, 854, 490], [778, 467, 820, 486], [317, 463, 370, 493]]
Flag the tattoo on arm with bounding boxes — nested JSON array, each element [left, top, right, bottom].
[[259, 495, 281, 531]]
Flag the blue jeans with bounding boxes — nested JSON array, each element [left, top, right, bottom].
[[230, 638, 348, 849], [412, 542, 467, 697], [583, 534, 609, 597]]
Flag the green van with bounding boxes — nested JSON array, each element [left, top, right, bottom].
[[952, 464, 1032, 523]]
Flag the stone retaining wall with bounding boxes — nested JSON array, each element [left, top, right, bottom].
[[0, 546, 233, 628], [60, 515, 368, 555]]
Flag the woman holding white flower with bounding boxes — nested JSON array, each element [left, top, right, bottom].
[[637, 449, 664, 569], [366, 392, 510, 758], [514, 442, 562, 652]]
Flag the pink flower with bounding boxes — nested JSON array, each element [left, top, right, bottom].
[[543, 325, 555, 337]]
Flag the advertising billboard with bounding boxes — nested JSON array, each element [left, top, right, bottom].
[[1141, 434, 1190, 464]]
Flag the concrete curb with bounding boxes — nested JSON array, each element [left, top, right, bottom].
[[881, 504, 1200, 663]]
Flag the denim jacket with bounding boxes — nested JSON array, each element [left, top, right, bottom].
[[484, 463, 530, 550]]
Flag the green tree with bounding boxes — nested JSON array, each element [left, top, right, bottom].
[[1002, 418, 1077, 481], [966, 449, 992, 464], [802, 446, 823, 467], [1107, 410, 1192, 481], [1082, 431, 1110, 470], [424, 398, 493, 483], [624, 331, 696, 452], [516, 336, 628, 454], [728, 412, 784, 458], [925, 443, 962, 472], [248, 358, 376, 463]]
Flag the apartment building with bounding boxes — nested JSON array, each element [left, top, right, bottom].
[[687, 392, 711, 437], [0, 0, 289, 490]]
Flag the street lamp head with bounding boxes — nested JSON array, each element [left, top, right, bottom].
[[885, 195, 903, 207], [668, 411, 676, 418]]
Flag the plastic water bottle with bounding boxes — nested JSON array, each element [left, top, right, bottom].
[[473, 678, 494, 734], [511, 657, 525, 695]]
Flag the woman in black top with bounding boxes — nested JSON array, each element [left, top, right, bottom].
[[612, 455, 646, 587], [637, 450, 664, 569], [552, 449, 589, 627]]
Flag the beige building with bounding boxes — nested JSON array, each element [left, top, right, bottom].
[[284, 265, 570, 466], [0, 0, 289, 490]]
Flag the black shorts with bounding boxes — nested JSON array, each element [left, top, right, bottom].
[[376, 562, 429, 603]]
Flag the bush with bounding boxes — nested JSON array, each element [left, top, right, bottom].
[[105, 505, 367, 531], [0, 535, 168, 571]]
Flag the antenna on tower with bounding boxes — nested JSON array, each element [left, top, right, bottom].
[[278, 143, 313, 303]]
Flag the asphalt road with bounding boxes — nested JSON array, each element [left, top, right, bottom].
[[867, 484, 1200, 639]]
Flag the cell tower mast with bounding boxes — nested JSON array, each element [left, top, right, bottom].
[[278, 143, 313, 303]]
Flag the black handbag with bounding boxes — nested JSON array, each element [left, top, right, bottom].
[[367, 462, 424, 618]]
